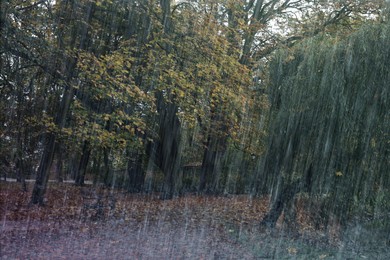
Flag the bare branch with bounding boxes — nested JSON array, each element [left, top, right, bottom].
[[15, 0, 46, 12]]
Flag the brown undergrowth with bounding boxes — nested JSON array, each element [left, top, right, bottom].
[[0, 181, 335, 232], [1, 182, 269, 225]]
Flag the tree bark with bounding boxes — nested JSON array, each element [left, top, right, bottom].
[[15, 86, 27, 192], [55, 144, 64, 182], [147, 0, 183, 199], [199, 135, 225, 193], [75, 141, 91, 186], [127, 152, 145, 192], [103, 148, 111, 186], [31, 133, 57, 205], [156, 98, 182, 199]]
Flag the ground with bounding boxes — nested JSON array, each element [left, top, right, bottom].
[[1, 181, 389, 259]]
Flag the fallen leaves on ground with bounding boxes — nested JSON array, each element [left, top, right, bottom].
[[0, 182, 270, 226], [0, 181, 270, 259], [3, 181, 385, 259]]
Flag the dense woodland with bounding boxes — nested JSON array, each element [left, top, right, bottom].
[[1, 0, 389, 230]]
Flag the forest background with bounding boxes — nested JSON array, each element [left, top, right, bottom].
[[1, 0, 389, 233]]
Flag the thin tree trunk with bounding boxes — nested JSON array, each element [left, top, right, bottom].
[[157, 100, 182, 199], [16, 154, 27, 192], [92, 152, 102, 185], [75, 141, 91, 186], [103, 148, 111, 186], [56, 143, 64, 182], [31, 133, 57, 204], [127, 152, 145, 192], [199, 136, 217, 192], [16, 107, 27, 191]]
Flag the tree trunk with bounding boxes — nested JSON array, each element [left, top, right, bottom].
[[103, 148, 111, 186], [56, 144, 64, 182], [75, 141, 91, 186], [199, 135, 225, 193], [198, 98, 228, 194], [31, 83, 74, 204], [239, 0, 263, 65], [92, 152, 102, 185], [31, 133, 57, 205], [127, 152, 145, 192], [148, 0, 182, 199], [16, 117, 27, 192], [16, 154, 27, 192], [157, 100, 182, 199]]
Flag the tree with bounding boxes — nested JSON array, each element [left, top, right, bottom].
[[2, 0, 387, 208], [260, 18, 390, 229], [1, 0, 62, 190]]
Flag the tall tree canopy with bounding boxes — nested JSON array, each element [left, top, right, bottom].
[[260, 19, 390, 228], [1, 0, 388, 212]]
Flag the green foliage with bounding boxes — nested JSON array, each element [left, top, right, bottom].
[[264, 20, 390, 224], [2, 0, 387, 202]]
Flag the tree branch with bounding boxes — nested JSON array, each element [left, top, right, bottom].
[[15, 0, 46, 12]]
